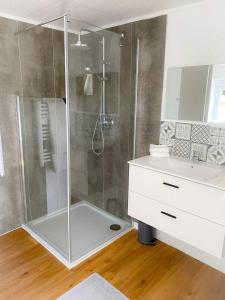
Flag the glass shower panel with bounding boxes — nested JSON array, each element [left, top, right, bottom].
[[67, 18, 130, 262], [18, 96, 69, 260], [68, 20, 106, 208]]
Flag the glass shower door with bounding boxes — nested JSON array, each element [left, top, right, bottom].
[[18, 96, 69, 262], [67, 17, 131, 262], [18, 15, 131, 267]]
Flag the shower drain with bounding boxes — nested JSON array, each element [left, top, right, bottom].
[[110, 224, 121, 231]]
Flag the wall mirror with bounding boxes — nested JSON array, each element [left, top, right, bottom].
[[163, 64, 225, 124]]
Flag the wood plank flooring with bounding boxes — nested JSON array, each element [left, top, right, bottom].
[[1, 229, 225, 299]]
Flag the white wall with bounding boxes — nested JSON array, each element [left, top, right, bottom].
[[159, 0, 225, 273], [165, 0, 225, 68], [162, 0, 225, 119]]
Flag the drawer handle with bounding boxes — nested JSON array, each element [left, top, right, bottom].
[[161, 211, 177, 219], [163, 182, 179, 189]]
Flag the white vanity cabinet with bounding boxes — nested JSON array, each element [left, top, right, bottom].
[[128, 156, 225, 258]]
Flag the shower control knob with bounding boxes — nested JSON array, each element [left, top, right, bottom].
[[100, 115, 114, 128], [103, 60, 110, 65]]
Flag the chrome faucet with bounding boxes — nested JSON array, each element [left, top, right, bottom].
[[192, 151, 201, 163]]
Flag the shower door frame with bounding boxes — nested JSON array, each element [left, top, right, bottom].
[[64, 14, 72, 264]]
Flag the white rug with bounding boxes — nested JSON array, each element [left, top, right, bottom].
[[58, 273, 129, 300]]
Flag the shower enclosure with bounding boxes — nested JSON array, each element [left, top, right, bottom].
[[17, 15, 131, 268]]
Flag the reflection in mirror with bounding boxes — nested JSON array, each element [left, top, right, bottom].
[[207, 65, 225, 123], [164, 64, 225, 124], [164, 65, 209, 122]]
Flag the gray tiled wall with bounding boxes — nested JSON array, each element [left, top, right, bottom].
[[103, 16, 167, 218], [104, 23, 133, 218], [0, 17, 23, 234], [0, 14, 167, 234], [18, 24, 65, 221], [0, 16, 65, 234], [160, 121, 225, 165], [133, 16, 167, 158], [69, 16, 167, 220]]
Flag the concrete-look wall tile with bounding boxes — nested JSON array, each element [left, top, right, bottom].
[[134, 16, 167, 157], [21, 98, 47, 221], [18, 23, 53, 68], [0, 14, 168, 232], [0, 18, 18, 36], [0, 19, 21, 95], [19, 23, 55, 98], [104, 23, 133, 219], [136, 119, 161, 157], [0, 16, 65, 234], [21, 64, 54, 97], [102, 18, 166, 218], [0, 92, 23, 234], [52, 29, 65, 98], [0, 17, 23, 234]]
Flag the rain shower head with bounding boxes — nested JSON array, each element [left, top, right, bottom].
[[70, 33, 90, 50], [85, 67, 92, 73]]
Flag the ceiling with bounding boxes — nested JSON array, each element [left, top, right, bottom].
[[0, 0, 205, 28]]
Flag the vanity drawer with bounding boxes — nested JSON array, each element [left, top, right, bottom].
[[128, 191, 225, 258], [129, 165, 225, 226]]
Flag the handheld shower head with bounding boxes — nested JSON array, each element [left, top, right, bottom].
[[85, 67, 106, 81]]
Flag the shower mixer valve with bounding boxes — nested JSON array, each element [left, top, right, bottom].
[[102, 60, 110, 65], [100, 115, 114, 128]]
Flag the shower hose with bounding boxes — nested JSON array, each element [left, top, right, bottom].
[[91, 81, 104, 156]]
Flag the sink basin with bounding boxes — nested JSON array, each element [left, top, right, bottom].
[[147, 157, 221, 180], [129, 156, 225, 190]]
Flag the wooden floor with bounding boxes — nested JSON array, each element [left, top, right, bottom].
[[1, 229, 225, 300]]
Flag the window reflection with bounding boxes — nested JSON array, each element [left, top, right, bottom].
[[164, 64, 225, 123], [208, 65, 225, 123]]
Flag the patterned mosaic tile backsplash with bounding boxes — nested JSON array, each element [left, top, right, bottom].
[[160, 121, 225, 165]]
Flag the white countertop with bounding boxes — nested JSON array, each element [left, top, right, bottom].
[[128, 156, 225, 191]]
